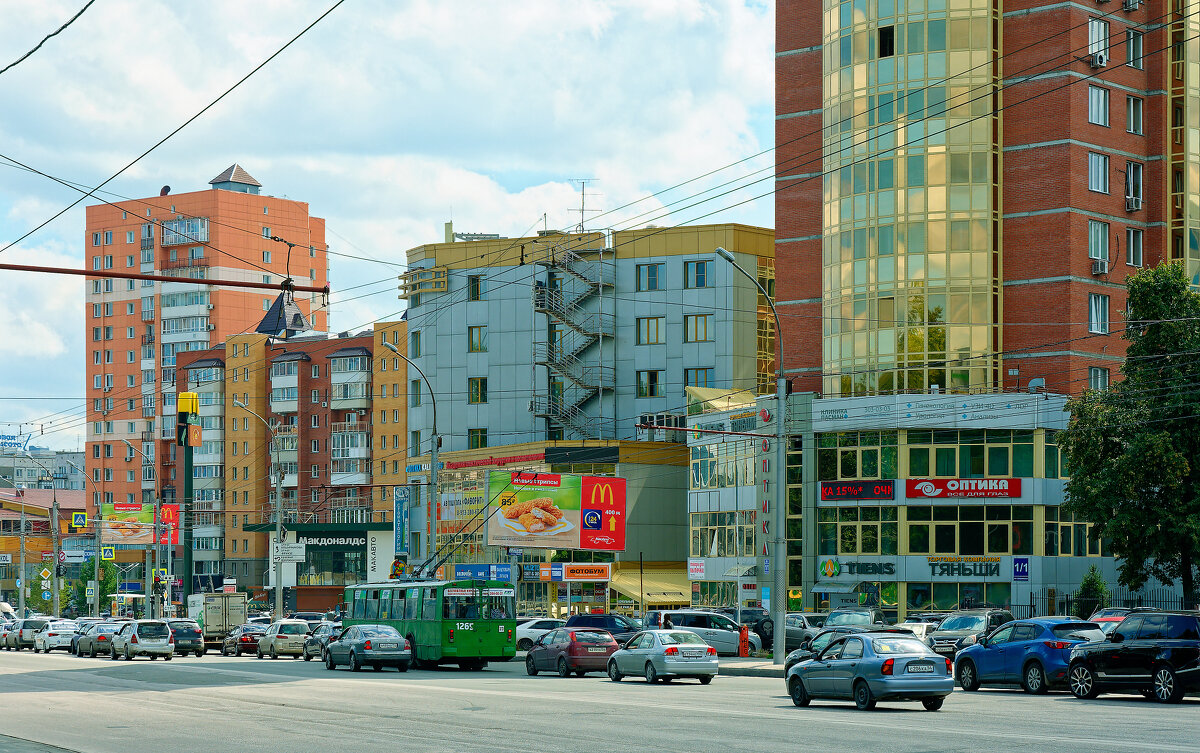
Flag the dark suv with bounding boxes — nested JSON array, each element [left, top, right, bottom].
[[928, 609, 1014, 659], [1067, 611, 1200, 703], [563, 614, 640, 644], [824, 608, 889, 628]]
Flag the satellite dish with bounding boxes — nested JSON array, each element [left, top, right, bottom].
[[160, 185, 171, 196]]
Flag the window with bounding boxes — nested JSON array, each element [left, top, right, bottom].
[[1127, 96, 1143, 135], [1126, 29, 1143, 69], [410, 330, 421, 358], [1126, 161, 1143, 203], [103, 231, 112, 245], [467, 325, 487, 352], [126, 231, 135, 244], [684, 368, 713, 388], [636, 370, 663, 398], [262, 251, 271, 263], [467, 275, 485, 301], [636, 263, 663, 291], [311, 414, 320, 428], [262, 226, 271, 238], [1088, 220, 1109, 261], [468, 377, 487, 404], [1127, 228, 1143, 267], [311, 390, 320, 404], [92, 232, 101, 246], [467, 428, 487, 449], [1088, 153, 1109, 193], [684, 260, 712, 289], [410, 430, 421, 454], [1087, 86, 1109, 126], [410, 380, 422, 407], [1088, 18, 1109, 58], [1089, 293, 1110, 334], [684, 314, 713, 342], [878, 25, 894, 58], [1089, 367, 1110, 391], [636, 317, 664, 345]]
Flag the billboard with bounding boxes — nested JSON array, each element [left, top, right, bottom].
[[101, 503, 180, 545], [485, 471, 626, 551], [393, 486, 409, 558]]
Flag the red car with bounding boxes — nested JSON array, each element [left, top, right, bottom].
[[525, 628, 619, 677]]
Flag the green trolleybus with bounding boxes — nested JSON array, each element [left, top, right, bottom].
[[341, 579, 517, 669]]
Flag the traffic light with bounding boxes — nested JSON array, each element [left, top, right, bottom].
[[55, 564, 65, 577], [153, 574, 165, 595]]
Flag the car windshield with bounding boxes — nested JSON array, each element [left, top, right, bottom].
[[138, 623, 169, 639], [170, 621, 199, 631], [279, 624, 308, 635], [1051, 624, 1105, 642], [937, 615, 987, 632], [26, 620, 47, 630], [95, 625, 119, 634], [1097, 621, 1120, 635], [810, 632, 838, 652], [243, 625, 266, 633], [611, 616, 635, 631], [827, 612, 871, 626], [660, 631, 707, 646], [808, 615, 827, 628], [48, 622, 75, 631], [359, 626, 401, 638], [572, 630, 612, 644], [872, 637, 930, 654]]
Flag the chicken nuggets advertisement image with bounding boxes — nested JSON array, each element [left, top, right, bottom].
[[486, 471, 581, 549]]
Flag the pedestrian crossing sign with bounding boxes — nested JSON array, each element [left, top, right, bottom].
[[72, 512, 87, 528], [85, 587, 95, 598], [100, 546, 115, 561], [153, 568, 167, 580]]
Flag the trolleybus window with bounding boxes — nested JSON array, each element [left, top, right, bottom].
[[405, 588, 418, 620], [484, 594, 514, 620], [422, 588, 438, 620], [444, 593, 480, 619]]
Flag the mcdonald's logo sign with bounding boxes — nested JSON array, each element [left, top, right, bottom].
[[579, 476, 627, 552]]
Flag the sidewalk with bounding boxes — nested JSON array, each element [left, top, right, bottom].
[[719, 656, 784, 678]]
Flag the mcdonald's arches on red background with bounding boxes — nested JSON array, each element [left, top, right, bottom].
[[579, 476, 626, 551]]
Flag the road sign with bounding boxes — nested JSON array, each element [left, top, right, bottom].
[[85, 587, 95, 598], [271, 542, 306, 563], [72, 512, 87, 528], [57, 550, 66, 563], [40, 580, 51, 590], [39, 567, 52, 580], [153, 568, 167, 580], [100, 546, 115, 561], [41, 590, 52, 600]]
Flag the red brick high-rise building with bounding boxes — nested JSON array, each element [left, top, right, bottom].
[[777, 1, 1176, 396]]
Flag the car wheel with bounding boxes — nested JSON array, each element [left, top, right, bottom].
[[303, 650, 312, 661], [1152, 665, 1184, 703], [397, 661, 409, 673], [517, 638, 533, 651], [853, 681, 877, 711], [325, 652, 336, 670], [557, 657, 571, 678], [196, 649, 205, 658], [256, 649, 263, 659], [270, 646, 278, 660], [698, 675, 713, 685], [1068, 663, 1099, 699], [574, 669, 587, 678], [124, 648, 132, 661], [922, 697, 944, 712], [644, 662, 658, 684], [957, 659, 980, 691], [110, 647, 118, 660], [90, 645, 97, 658], [349, 652, 362, 672], [1022, 662, 1047, 695], [526, 655, 538, 676], [164, 654, 172, 661], [150, 655, 158, 661], [607, 661, 622, 682], [789, 677, 810, 707]]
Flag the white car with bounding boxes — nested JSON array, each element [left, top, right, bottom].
[[34, 621, 78, 653], [516, 618, 565, 651], [110, 619, 174, 660]]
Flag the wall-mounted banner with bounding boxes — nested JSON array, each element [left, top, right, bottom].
[[485, 471, 626, 551], [906, 479, 1022, 499], [100, 503, 179, 545]]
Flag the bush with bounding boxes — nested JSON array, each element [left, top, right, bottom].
[[1073, 564, 1110, 618]]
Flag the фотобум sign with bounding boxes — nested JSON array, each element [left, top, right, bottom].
[[906, 479, 1022, 498]]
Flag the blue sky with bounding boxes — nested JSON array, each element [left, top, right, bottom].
[[0, 0, 775, 449]]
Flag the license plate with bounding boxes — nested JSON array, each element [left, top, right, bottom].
[[378, 642, 398, 650], [682, 650, 705, 659], [588, 647, 606, 653], [907, 663, 934, 673]]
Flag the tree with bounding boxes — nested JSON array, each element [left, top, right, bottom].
[[26, 583, 72, 617], [1059, 263, 1200, 608], [73, 557, 119, 614], [1072, 564, 1110, 619]]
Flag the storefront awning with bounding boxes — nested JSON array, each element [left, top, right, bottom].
[[813, 581, 860, 594], [724, 564, 758, 577], [610, 569, 691, 606]]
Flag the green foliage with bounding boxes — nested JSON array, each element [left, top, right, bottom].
[[72, 557, 120, 613], [26, 583, 72, 616], [1073, 565, 1110, 619], [1059, 263, 1200, 608]]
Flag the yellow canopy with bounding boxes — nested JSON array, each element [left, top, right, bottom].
[[610, 567, 691, 608], [685, 386, 758, 414]]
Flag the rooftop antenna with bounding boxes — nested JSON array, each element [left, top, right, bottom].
[[569, 179, 602, 233]]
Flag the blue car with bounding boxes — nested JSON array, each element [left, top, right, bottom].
[[955, 617, 1105, 694], [786, 632, 954, 711]]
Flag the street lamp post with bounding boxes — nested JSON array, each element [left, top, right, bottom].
[[716, 246, 787, 665], [0, 475, 29, 617], [24, 454, 60, 618], [381, 341, 439, 573], [233, 399, 282, 618]]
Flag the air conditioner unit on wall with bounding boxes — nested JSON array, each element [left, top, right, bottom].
[[1126, 196, 1143, 211], [1091, 52, 1108, 68], [1123, 0, 1138, 10], [1092, 259, 1109, 275]]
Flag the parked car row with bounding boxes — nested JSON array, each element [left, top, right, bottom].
[[525, 627, 719, 684]]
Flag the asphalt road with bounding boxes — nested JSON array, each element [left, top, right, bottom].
[[0, 649, 1196, 753]]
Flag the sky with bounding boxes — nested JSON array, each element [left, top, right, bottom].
[[0, 0, 776, 450]]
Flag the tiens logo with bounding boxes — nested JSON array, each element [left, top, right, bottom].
[[819, 558, 841, 577], [915, 481, 941, 496]]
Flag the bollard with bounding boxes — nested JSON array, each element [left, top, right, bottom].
[[739, 625, 750, 657]]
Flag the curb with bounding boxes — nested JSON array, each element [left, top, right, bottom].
[[720, 665, 784, 679]]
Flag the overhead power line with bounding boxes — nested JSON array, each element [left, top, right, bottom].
[[0, 0, 96, 77]]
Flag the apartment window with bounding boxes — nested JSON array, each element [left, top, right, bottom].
[[263, 251, 271, 263], [684, 368, 714, 388], [1088, 19, 1109, 58], [92, 232, 101, 246], [1088, 293, 1110, 334], [262, 226, 271, 238], [410, 379, 422, 406], [467, 325, 487, 353], [1089, 367, 1110, 391], [1088, 220, 1109, 261], [1126, 161, 1143, 204], [126, 231, 134, 244], [468, 377, 488, 404], [1087, 86, 1109, 126], [684, 260, 712, 289], [467, 275, 485, 301], [684, 314, 713, 342], [103, 255, 113, 269], [467, 428, 488, 449], [878, 25, 895, 58], [636, 317, 665, 345], [311, 465, 319, 478], [636, 263, 663, 291], [410, 430, 421, 454], [1127, 228, 1144, 267], [410, 330, 421, 358], [312, 364, 319, 377], [636, 370, 664, 398], [127, 326, 135, 338], [311, 390, 320, 404], [1088, 153, 1109, 193], [311, 439, 320, 453], [103, 231, 112, 245], [311, 414, 320, 428], [1126, 29, 1143, 69], [1127, 96, 1143, 135]]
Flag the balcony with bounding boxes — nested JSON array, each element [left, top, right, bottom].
[[141, 308, 155, 322], [141, 334, 155, 345], [161, 256, 208, 273], [140, 237, 154, 252], [141, 430, 155, 442]]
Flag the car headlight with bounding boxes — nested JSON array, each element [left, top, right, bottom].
[[958, 635, 977, 647]]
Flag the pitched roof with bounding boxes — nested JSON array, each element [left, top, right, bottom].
[[209, 164, 262, 187]]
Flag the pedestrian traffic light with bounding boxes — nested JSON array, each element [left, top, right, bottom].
[[55, 564, 65, 577]]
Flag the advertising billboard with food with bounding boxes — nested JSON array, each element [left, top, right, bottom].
[[100, 503, 179, 545], [485, 470, 625, 551]]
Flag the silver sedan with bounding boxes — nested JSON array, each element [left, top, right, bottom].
[[607, 630, 719, 685], [785, 633, 954, 711]]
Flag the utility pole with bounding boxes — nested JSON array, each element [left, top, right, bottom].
[[178, 392, 199, 604], [19, 505, 26, 617], [51, 494, 60, 617], [233, 399, 282, 617]]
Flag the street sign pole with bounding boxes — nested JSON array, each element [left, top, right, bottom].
[[51, 494, 60, 618], [178, 392, 198, 604]]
